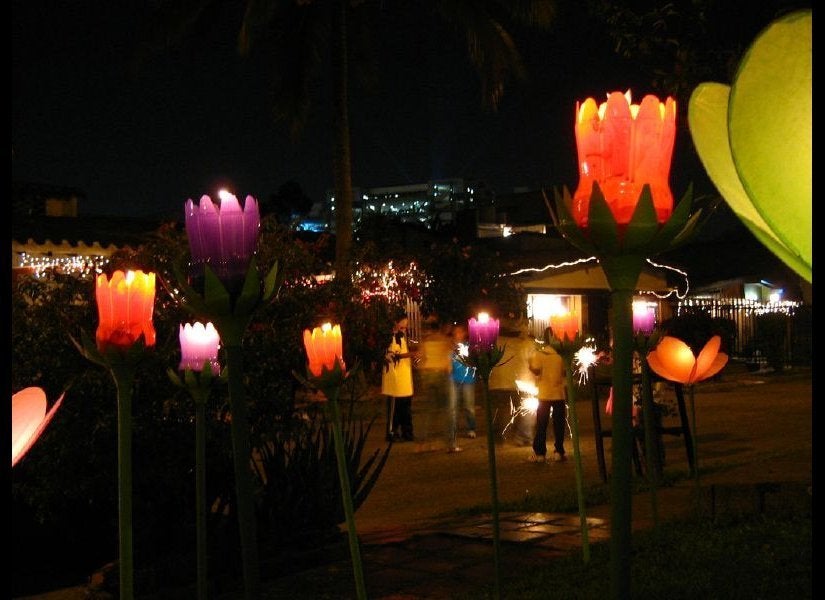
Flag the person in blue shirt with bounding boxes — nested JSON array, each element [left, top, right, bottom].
[[446, 323, 477, 453]]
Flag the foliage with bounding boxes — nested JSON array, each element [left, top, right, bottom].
[[418, 237, 524, 324], [253, 391, 391, 547]]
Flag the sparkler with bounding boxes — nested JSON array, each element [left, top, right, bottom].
[[573, 342, 600, 385], [502, 380, 539, 436]]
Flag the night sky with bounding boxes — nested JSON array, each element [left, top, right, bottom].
[[12, 1, 804, 219]]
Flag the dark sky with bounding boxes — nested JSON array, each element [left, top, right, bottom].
[[12, 2, 803, 219]]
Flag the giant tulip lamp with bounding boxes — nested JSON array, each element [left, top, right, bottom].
[[552, 90, 716, 599], [463, 312, 507, 599], [173, 191, 279, 600], [300, 323, 366, 600], [72, 269, 156, 600], [12, 387, 65, 468], [168, 321, 223, 600], [646, 335, 728, 504]]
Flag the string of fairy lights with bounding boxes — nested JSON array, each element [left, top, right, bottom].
[[15, 251, 110, 279]]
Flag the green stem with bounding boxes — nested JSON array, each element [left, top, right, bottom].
[[564, 362, 590, 563], [194, 389, 208, 600], [640, 357, 660, 530], [327, 392, 367, 600], [224, 345, 260, 600], [609, 287, 634, 600], [111, 365, 136, 600], [480, 378, 502, 600]]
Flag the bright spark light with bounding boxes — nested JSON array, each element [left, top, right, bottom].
[[573, 343, 599, 385], [502, 380, 539, 436]]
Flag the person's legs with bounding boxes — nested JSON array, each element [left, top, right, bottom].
[[461, 383, 477, 436], [532, 400, 551, 458], [551, 400, 568, 459], [447, 379, 459, 449], [386, 396, 397, 440], [396, 396, 413, 440]]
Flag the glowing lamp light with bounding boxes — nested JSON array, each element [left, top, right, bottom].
[[468, 312, 500, 351], [549, 311, 579, 342], [646, 335, 729, 385], [573, 90, 676, 227], [95, 269, 156, 351], [303, 322, 345, 377], [632, 301, 657, 335], [12, 387, 65, 467], [179, 322, 221, 373], [184, 191, 261, 285]]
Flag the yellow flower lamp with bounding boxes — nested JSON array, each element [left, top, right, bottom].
[[688, 9, 811, 282]]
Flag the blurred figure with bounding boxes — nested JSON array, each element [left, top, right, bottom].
[[528, 327, 568, 463], [446, 323, 477, 453]]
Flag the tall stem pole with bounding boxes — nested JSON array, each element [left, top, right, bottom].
[[609, 287, 634, 600], [480, 378, 502, 600], [224, 345, 260, 600], [689, 385, 701, 511], [327, 392, 367, 600], [194, 390, 208, 600], [112, 365, 136, 600], [564, 363, 590, 562]]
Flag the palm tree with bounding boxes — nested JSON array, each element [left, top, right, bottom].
[[145, 0, 556, 279]]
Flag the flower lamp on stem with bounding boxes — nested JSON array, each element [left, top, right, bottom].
[[72, 269, 157, 600], [646, 335, 728, 510], [552, 90, 718, 599], [463, 312, 507, 599], [168, 321, 224, 600], [174, 191, 279, 600], [545, 323, 591, 563], [299, 323, 367, 600]]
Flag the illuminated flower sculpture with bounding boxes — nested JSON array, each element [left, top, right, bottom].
[[688, 10, 811, 283], [552, 90, 716, 600], [168, 321, 223, 600], [185, 191, 261, 291], [174, 190, 279, 600], [300, 323, 366, 600], [12, 387, 65, 467], [544, 318, 592, 563], [72, 269, 156, 600], [647, 335, 729, 502], [462, 311, 507, 599]]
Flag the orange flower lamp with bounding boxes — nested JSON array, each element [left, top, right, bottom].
[[647, 334, 729, 502], [550, 310, 579, 344], [298, 323, 365, 600], [646, 335, 728, 385], [12, 387, 65, 467], [573, 91, 676, 227], [303, 322, 345, 377], [95, 270, 156, 352]]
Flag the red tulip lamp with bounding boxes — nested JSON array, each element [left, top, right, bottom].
[[72, 269, 157, 600], [552, 89, 716, 599]]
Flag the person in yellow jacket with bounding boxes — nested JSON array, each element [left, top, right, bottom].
[[527, 326, 568, 463], [382, 314, 419, 441]]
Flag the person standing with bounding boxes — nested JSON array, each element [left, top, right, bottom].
[[382, 314, 417, 441], [528, 326, 568, 463], [447, 323, 477, 453]]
